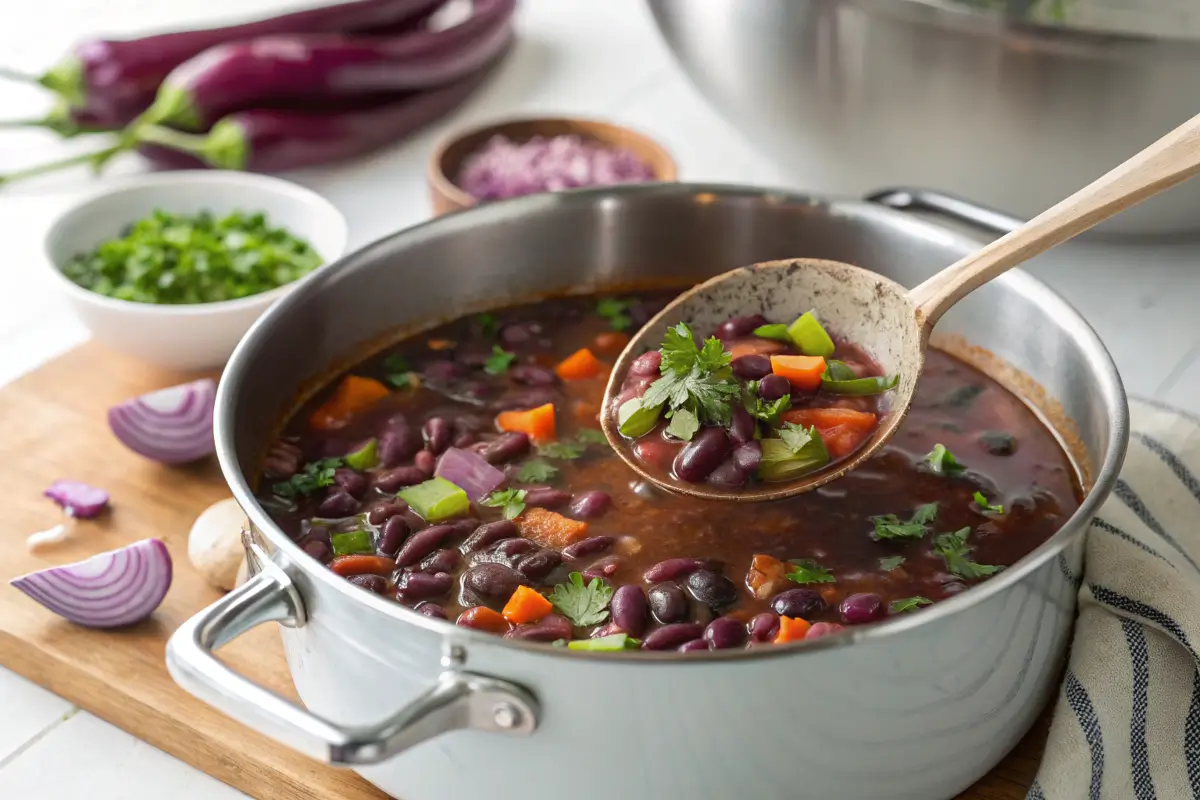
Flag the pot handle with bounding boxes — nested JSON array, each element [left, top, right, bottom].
[[164, 548, 539, 766], [865, 188, 1023, 236]]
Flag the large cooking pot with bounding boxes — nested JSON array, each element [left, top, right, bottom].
[[166, 184, 1128, 800], [645, 0, 1200, 236]]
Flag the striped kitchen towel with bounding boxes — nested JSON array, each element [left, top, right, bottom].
[[1030, 397, 1200, 800]]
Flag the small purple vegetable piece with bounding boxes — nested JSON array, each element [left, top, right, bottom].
[[107, 378, 216, 464], [434, 447, 504, 501], [43, 480, 109, 518]]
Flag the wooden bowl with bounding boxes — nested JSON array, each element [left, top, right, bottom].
[[427, 117, 678, 215]]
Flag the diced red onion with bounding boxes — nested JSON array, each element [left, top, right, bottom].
[[44, 479, 110, 518], [108, 379, 216, 464], [10, 538, 173, 628], [457, 134, 656, 201], [435, 446, 504, 501]]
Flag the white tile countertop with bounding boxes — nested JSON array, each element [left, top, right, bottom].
[[2, 1, 1200, 797]]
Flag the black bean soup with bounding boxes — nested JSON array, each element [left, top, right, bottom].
[[258, 291, 1081, 653]]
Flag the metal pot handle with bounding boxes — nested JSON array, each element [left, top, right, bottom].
[[164, 547, 539, 766], [865, 188, 1023, 235]]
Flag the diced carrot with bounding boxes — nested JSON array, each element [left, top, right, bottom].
[[496, 402, 557, 444], [309, 375, 391, 431], [781, 407, 878, 459], [502, 586, 554, 624], [427, 338, 455, 350], [555, 348, 604, 381], [729, 338, 787, 359], [329, 555, 397, 578], [746, 554, 789, 600], [773, 616, 812, 644], [515, 507, 590, 548], [770, 354, 827, 392], [592, 331, 631, 356], [456, 606, 511, 634]]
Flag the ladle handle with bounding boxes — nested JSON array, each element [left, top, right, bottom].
[[908, 111, 1200, 328]]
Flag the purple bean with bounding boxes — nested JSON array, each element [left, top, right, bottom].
[[348, 574, 390, 595], [706, 459, 747, 489], [840, 593, 886, 625], [332, 468, 368, 499], [462, 520, 518, 552], [452, 431, 477, 448], [569, 490, 612, 519], [643, 558, 706, 583], [378, 515, 409, 557], [302, 539, 330, 563], [417, 548, 460, 575], [509, 364, 557, 385], [460, 563, 525, 605], [456, 346, 492, 369], [648, 582, 689, 624], [479, 431, 531, 464], [317, 490, 359, 517], [704, 616, 748, 649], [523, 487, 571, 509], [417, 602, 448, 620], [732, 441, 762, 473], [629, 351, 662, 376], [367, 501, 406, 526], [395, 571, 452, 601], [395, 524, 456, 567], [758, 374, 792, 402], [378, 426, 421, 467], [772, 588, 826, 619], [414, 449, 436, 475], [516, 550, 563, 583], [728, 405, 756, 445], [581, 555, 621, 584], [678, 639, 710, 653], [686, 570, 738, 607], [305, 524, 332, 546], [806, 622, 845, 639], [422, 416, 452, 454], [493, 538, 537, 561], [562, 536, 616, 560], [423, 360, 465, 380], [732, 353, 773, 380], [716, 314, 768, 340], [500, 322, 541, 346], [673, 427, 731, 483], [505, 613, 573, 642], [749, 612, 780, 643], [375, 466, 427, 493], [610, 584, 649, 636], [643, 623, 706, 650]]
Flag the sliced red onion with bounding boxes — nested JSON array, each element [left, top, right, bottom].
[[44, 479, 109, 518], [435, 446, 504, 501], [10, 538, 172, 628], [108, 379, 216, 464]]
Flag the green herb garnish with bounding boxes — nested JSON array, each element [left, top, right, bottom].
[[743, 391, 791, 427], [549, 572, 614, 627], [483, 346, 517, 375], [924, 444, 966, 476], [640, 323, 741, 433], [752, 323, 791, 342], [61, 209, 322, 305], [911, 503, 939, 525], [785, 558, 836, 585], [330, 529, 374, 556], [879, 556, 906, 572], [568, 633, 641, 651], [932, 528, 1003, 580], [596, 298, 633, 331], [539, 429, 610, 460], [665, 408, 700, 441], [383, 354, 412, 388], [575, 428, 608, 446], [889, 596, 933, 614], [870, 502, 938, 540], [481, 488, 527, 520], [515, 459, 559, 484], [973, 491, 1004, 514], [475, 313, 499, 337], [273, 458, 343, 499]]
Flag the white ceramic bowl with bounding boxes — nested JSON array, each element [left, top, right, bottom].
[[43, 171, 349, 371]]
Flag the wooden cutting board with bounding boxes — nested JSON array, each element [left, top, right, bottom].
[[0, 341, 1049, 800]]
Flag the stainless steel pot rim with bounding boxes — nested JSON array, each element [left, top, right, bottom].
[[216, 181, 1129, 663]]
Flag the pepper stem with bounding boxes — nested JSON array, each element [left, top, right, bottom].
[[0, 144, 123, 187], [0, 103, 102, 138], [135, 122, 247, 170], [0, 65, 41, 84]]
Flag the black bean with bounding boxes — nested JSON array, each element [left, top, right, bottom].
[[758, 374, 792, 402], [461, 563, 525, 606], [413, 450, 436, 475], [378, 516, 409, 557], [728, 405, 756, 445], [347, 574, 389, 595], [732, 354, 772, 380], [562, 536, 616, 560], [505, 613, 573, 642], [771, 588, 826, 618], [317, 490, 359, 518], [938, 384, 984, 409], [516, 550, 563, 583], [840, 593, 886, 625], [396, 524, 457, 567], [673, 427, 731, 483], [509, 364, 558, 386], [732, 441, 762, 473], [422, 417, 452, 454], [395, 571, 452, 601], [716, 314, 768, 340], [706, 459, 747, 489], [462, 520, 519, 552], [302, 539, 330, 563], [642, 623, 706, 650], [417, 602, 448, 619], [332, 468, 368, 499], [367, 501, 406, 526], [375, 466, 427, 493], [479, 431, 531, 464], [417, 548, 460, 575], [648, 582, 690, 624], [523, 487, 571, 509], [569, 490, 612, 519], [978, 430, 1018, 456], [378, 426, 421, 467], [610, 584, 649, 636], [704, 617, 748, 649], [686, 569, 738, 607], [643, 558, 706, 583], [748, 612, 780, 643], [629, 351, 662, 376]]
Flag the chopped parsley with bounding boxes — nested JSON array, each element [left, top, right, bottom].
[[785, 558, 836, 585], [778, 422, 815, 452], [481, 488, 527, 520], [483, 345, 516, 375], [889, 596, 933, 614], [596, 298, 633, 332], [272, 458, 342, 499], [879, 555, 907, 572], [575, 428, 608, 446], [383, 354, 412, 388], [515, 459, 559, 484], [743, 392, 791, 427], [974, 491, 1004, 514], [549, 572, 614, 627], [911, 502, 939, 525], [752, 323, 791, 342], [924, 444, 966, 476], [932, 528, 1002, 580], [870, 502, 938, 540], [640, 322, 741, 436], [538, 429, 610, 460]]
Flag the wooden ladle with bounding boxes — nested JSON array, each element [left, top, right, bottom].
[[601, 113, 1200, 502]]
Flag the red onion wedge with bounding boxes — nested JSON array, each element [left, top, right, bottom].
[[435, 446, 503, 501], [10, 538, 173, 628], [108, 378, 216, 464], [44, 479, 109, 518]]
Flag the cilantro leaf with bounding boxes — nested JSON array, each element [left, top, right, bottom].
[[383, 354, 412, 388], [752, 323, 791, 342], [889, 596, 933, 614], [596, 298, 632, 332], [642, 323, 741, 428], [744, 390, 791, 426], [665, 407, 701, 441], [575, 428, 608, 446], [911, 502, 939, 525], [475, 313, 499, 337], [879, 555, 906, 571], [483, 345, 516, 376], [515, 459, 559, 484], [272, 458, 343, 500], [932, 527, 1003, 580], [924, 443, 965, 475], [785, 558, 836, 585], [870, 502, 938, 540], [549, 572, 614, 626], [973, 491, 1004, 514], [481, 488, 527, 520], [778, 422, 815, 453], [539, 429, 611, 459]]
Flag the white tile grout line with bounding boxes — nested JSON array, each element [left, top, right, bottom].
[[0, 706, 80, 772], [1155, 340, 1200, 398]]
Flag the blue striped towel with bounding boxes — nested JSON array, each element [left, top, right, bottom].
[[1030, 397, 1200, 800]]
